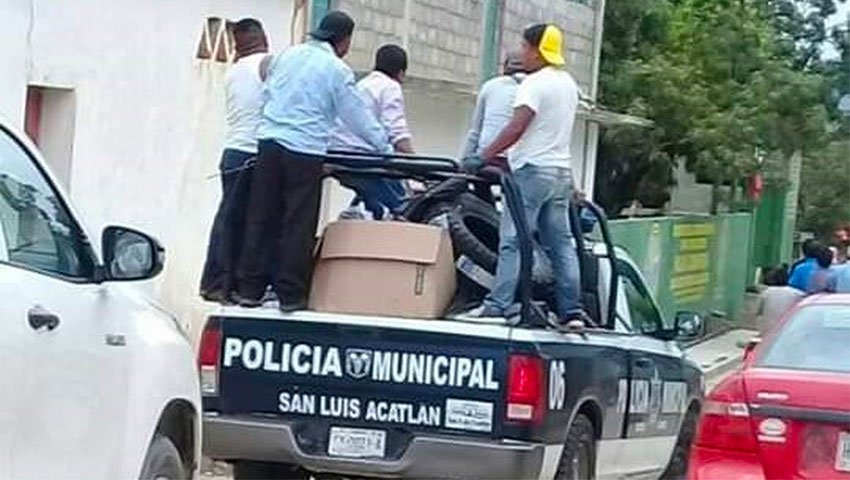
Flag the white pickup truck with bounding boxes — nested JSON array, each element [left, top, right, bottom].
[[0, 118, 200, 479], [200, 155, 705, 480]]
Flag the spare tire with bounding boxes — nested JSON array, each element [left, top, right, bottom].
[[447, 194, 501, 272]]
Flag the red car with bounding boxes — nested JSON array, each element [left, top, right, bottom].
[[689, 294, 850, 480]]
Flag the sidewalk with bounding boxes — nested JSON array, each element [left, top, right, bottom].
[[684, 328, 759, 390]]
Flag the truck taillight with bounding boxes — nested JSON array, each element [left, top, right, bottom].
[[198, 322, 222, 397], [506, 354, 545, 424], [695, 374, 757, 452]]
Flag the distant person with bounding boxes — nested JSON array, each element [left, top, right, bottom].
[[331, 44, 414, 220], [199, 18, 269, 303], [762, 263, 789, 286], [804, 246, 834, 294], [461, 52, 526, 162], [466, 24, 584, 323], [788, 240, 824, 292], [828, 262, 850, 293], [235, 11, 391, 312]]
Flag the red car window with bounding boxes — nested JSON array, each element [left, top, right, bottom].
[[757, 304, 850, 373]]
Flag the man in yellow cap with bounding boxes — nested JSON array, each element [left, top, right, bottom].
[[465, 23, 584, 323]]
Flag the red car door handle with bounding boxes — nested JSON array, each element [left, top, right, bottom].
[[28, 306, 61, 331]]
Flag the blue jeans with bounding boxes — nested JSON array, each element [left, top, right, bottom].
[[342, 177, 406, 220], [483, 165, 581, 318]]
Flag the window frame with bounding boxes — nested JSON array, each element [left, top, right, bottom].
[[0, 124, 99, 284], [616, 259, 666, 338]]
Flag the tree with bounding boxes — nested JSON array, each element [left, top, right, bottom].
[[798, 141, 850, 237]]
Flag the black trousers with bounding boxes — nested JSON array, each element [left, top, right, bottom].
[[236, 140, 323, 302], [199, 149, 255, 298]]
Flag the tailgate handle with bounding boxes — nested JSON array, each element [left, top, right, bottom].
[[28, 306, 61, 332]]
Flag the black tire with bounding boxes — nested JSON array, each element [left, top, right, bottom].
[[447, 193, 501, 272], [661, 408, 699, 480], [232, 461, 309, 480], [555, 414, 597, 480], [139, 435, 186, 480]]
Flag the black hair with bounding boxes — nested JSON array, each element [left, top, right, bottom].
[[374, 44, 408, 78], [233, 18, 264, 37], [801, 239, 819, 258], [312, 11, 355, 47], [763, 263, 789, 286], [523, 23, 547, 49], [815, 245, 834, 269]]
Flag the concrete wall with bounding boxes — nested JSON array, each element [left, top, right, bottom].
[[0, 0, 298, 337], [336, 0, 483, 86]]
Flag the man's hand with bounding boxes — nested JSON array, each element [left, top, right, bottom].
[[460, 155, 485, 173]]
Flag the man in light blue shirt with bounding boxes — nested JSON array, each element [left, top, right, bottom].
[[236, 11, 392, 312], [828, 264, 850, 293], [461, 52, 526, 160]]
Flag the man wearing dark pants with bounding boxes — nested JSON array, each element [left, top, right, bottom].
[[235, 11, 391, 311], [467, 23, 584, 323], [200, 18, 268, 303]]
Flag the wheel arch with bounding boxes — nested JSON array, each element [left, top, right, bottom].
[[568, 396, 604, 440], [153, 399, 198, 475]]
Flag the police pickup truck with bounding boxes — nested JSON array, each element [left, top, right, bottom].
[[200, 155, 705, 480]]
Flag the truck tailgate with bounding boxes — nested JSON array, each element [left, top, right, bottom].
[[207, 312, 512, 455]]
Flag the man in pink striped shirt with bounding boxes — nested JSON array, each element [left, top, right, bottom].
[[331, 44, 414, 219]]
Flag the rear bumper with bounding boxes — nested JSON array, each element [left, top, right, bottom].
[[203, 414, 545, 479], [688, 446, 766, 480]]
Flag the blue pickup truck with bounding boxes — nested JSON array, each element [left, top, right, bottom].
[[199, 155, 705, 480]]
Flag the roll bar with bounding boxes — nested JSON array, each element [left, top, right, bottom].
[[323, 152, 618, 328]]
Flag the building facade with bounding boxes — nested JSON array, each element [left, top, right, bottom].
[[0, 0, 607, 337]]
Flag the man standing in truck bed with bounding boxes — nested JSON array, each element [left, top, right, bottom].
[[235, 11, 392, 312], [469, 23, 584, 323]]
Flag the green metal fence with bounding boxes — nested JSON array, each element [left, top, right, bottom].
[[609, 213, 754, 328]]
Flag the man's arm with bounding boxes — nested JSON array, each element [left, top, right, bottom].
[[480, 106, 535, 161], [335, 69, 392, 153], [259, 54, 273, 81], [381, 84, 414, 153], [461, 86, 488, 158]]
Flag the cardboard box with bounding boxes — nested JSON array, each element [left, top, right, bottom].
[[309, 221, 456, 319]]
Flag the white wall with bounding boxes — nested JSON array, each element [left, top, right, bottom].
[[0, 0, 297, 338]]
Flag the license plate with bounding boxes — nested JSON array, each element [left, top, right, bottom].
[[328, 427, 386, 459], [837, 432, 850, 472]]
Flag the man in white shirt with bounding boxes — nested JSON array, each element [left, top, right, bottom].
[[467, 23, 583, 322], [200, 18, 268, 303], [331, 44, 413, 219]]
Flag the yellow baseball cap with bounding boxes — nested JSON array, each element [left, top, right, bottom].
[[539, 25, 565, 66]]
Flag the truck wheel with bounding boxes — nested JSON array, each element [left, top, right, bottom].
[[139, 435, 186, 480], [232, 461, 308, 480], [661, 409, 698, 480], [555, 414, 596, 480]]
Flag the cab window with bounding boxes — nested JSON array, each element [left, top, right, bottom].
[[618, 260, 664, 335], [0, 128, 94, 279]]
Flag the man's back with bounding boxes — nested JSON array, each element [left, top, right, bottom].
[[258, 41, 347, 155], [224, 52, 266, 154], [464, 75, 523, 156], [510, 66, 579, 171], [330, 71, 410, 151]]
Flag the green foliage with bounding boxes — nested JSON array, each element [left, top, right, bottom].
[[597, 0, 845, 222], [798, 141, 850, 237]]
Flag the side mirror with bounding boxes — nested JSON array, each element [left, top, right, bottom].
[[675, 311, 704, 340], [743, 337, 761, 363], [101, 226, 164, 281]]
